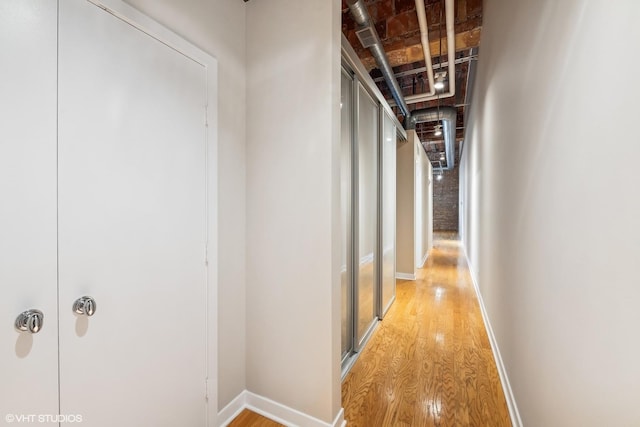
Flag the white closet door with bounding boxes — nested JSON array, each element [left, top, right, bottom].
[[0, 1, 59, 420], [58, 1, 208, 426]]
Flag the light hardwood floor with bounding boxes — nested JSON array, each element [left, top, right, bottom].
[[342, 232, 511, 426], [227, 409, 283, 427], [229, 233, 510, 426]]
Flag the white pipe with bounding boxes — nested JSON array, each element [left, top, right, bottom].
[[372, 53, 477, 83], [415, 0, 436, 97], [404, 0, 456, 105]]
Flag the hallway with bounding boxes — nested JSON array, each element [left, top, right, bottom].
[[342, 233, 510, 426], [229, 233, 510, 426]]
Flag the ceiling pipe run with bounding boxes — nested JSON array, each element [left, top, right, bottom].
[[415, 0, 437, 98], [346, 0, 411, 118], [406, 0, 456, 104], [406, 106, 457, 170], [372, 53, 477, 83], [387, 0, 457, 107]]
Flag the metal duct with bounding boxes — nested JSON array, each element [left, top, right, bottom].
[[346, 0, 410, 118], [406, 106, 457, 170]]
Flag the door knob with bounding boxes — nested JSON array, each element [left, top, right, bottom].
[[15, 309, 44, 333], [73, 296, 97, 316]]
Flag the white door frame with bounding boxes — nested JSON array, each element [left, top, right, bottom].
[[85, 0, 219, 423]]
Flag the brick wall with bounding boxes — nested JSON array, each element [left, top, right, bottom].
[[433, 166, 458, 231]]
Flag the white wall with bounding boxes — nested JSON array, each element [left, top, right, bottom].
[[416, 142, 432, 267], [396, 135, 416, 277], [123, 0, 247, 410], [414, 143, 423, 269], [397, 130, 433, 277], [460, 0, 640, 425], [245, 0, 342, 424], [427, 163, 433, 256]]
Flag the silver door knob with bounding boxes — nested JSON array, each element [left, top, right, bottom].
[[73, 296, 97, 316], [15, 309, 44, 333]]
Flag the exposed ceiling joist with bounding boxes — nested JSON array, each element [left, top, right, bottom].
[[358, 28, 481, 71], [342, 0, 483, 170]]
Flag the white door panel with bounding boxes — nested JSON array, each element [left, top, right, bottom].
[[0, 1, 59, 421], [58, 1, 207, 425]]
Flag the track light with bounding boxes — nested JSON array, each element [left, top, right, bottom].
[[435, 160, 444, 181], [434, 72, 446, 91]]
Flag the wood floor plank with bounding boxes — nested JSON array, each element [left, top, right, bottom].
[[227, 409, 283, 427], [342, 233, 511, 426]]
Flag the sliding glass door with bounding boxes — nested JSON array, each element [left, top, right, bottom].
[[341, 62, 401, 372]]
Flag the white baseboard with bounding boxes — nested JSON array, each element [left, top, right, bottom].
[[217, 392, 247, 426], [419, 250, 429, 268], [463, 250, 523, 427], [218, 390, 345, 427], [395, 272, 415, 280]]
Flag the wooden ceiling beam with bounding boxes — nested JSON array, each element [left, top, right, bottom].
[[359, 27, 481, 71]]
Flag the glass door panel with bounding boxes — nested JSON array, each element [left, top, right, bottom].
[[381, 111, 396, 315], [356, 84, 378, 346], [340, 70, 353, 359]]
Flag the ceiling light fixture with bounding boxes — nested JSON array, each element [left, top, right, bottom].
[[434, 124, 442, 136], [433, 161, 443, 181], [435, 160, 444, 181], [434, 72, 446, 91]]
